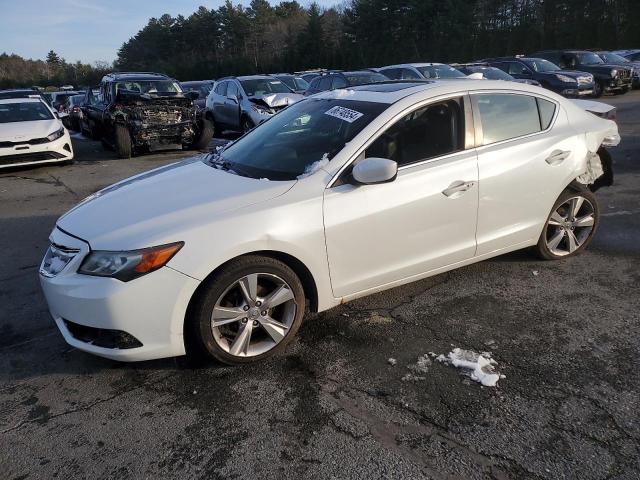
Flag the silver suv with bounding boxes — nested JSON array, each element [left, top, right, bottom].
[[205, 76, 303, 133]]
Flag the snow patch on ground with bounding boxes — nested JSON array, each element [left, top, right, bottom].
[[297, 153, 330, 179], [436, 348, 504, 387]]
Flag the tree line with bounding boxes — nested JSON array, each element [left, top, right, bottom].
[[2, 0, 638, 88], [115, 0, 640, 81]]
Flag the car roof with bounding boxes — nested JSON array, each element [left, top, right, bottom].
[[343, 70, 382, 75], [234, 75, 278, 81], [312, 79, 545, 104], [379, 63, 446, 69], [103, 72, 172, 82], [180, 80, 213, 85], [0, 89, 45, 99]]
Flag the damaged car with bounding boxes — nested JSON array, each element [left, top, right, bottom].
[[40, 80, 619, 364], [205, 75, 303, 134], [83, 73, 213, 158]]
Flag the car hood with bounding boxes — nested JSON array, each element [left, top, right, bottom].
[[57, 157, 296, 250], [0, 119, 61, 142], [248, 93, 303, 108], [538, 70, 590, 79]]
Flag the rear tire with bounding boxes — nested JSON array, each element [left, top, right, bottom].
[[186, 255, 306, 365], [114, 124, 132, 158], [534, 188, 599, 260]]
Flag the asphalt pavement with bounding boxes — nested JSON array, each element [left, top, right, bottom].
[[1, 92, 639, 479]]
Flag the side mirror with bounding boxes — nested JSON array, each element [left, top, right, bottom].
[[352, 157, 398, 185]]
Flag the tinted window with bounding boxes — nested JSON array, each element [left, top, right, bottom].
[[507, 62, 529, 75], [214, 81, 227, 96], [294, 77, 310, 90], [537, 98, 556, 129], [365, 99, 464, 166], [277, 76, 297, 90], [525, 59, 560, 72], [380, 68, 401, 80], [627, 52, 640, 61], [318, 77, 332, 90], [309, 77, 321, 89], [332, 76, 348, 89], [227, 82, 239, 98], [401, 68, 421, 80], [475, 94, 548, 145], [344, 72, 388, 85]]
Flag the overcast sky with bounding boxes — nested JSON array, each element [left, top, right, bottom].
[[1, 0, 340, 64]]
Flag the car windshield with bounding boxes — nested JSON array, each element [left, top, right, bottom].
[[0, 101, 54, 123], [208, 98, 387, 181], [471, 67, 513, 80], [598, 52, 630, 64], [576, 52, 604, 65], [240, 79, 292, 96], [344, 72, 388, 86], [295, 77, 310, 90], [115, 80, 182, 95], [417, 65, 465, 79], [525, 59, 561, 72], [68, 95, 84, 106], [182, 82, 213, 96]]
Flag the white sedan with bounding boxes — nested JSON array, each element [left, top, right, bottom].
[[39, 80, 619, 364], [0, 95, 74, 169]]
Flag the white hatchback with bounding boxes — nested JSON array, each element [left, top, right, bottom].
[[39, 80, 618, 364], [0, 96, 73, 169]]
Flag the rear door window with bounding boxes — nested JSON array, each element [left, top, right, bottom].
[[474, 93, 556, 145], [318, 77, 332, 90], [381, 68, 401, 80], [214, 81, 228, 96], [332, 76, 348, 89]]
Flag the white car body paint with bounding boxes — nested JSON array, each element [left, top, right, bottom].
[[0, 97, 74, 168], [40, 80, 618, 361]]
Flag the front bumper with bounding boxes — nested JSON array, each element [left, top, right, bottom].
[[0, 131, 73, 169], [605, 77, 633, 92], [132, 121, 196, 149], [39, 228, 200, 361]]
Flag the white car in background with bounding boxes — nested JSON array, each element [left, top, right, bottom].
[[0, 95, 73, 169], [40, 80, 618, 364]]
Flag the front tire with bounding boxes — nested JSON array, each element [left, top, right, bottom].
[[593, 81, 604, 98], [114, 124, 132, 158], [190, 118, 214, 150], [534, 188, 599, 260], [187, 256, 306, 365]]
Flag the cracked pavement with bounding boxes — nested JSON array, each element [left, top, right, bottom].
[[1, 92, 639, 479]]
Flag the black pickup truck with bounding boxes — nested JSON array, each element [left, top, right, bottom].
[[530, 50, 633, 97], [81, 72, 213, 158]]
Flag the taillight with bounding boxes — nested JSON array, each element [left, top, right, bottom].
[[71, 106, 80, 113], [608, 109, 617, 122]]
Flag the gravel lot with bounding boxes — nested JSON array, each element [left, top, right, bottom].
[[1, 92, 639, 480]]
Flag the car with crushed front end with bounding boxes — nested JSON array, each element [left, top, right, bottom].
[[82, 72, 213, 158], [593, 51, 640, 89], [530, 50, 633, 96], [0, 91, 74, 169], [40, 80, 619, 365], [205, 75, 303, 134]]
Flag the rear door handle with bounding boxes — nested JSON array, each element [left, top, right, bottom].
[[545, 150, 571, 165], [442, 180, 476, 198]]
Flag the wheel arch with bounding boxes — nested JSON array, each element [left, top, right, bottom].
[[182, 250, 319, 343]]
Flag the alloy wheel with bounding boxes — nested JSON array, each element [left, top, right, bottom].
[[545, 195, 596, 256], [210, 273, 297, 357]]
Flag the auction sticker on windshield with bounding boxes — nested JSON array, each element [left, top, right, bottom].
[[324, 106, 364, 123]]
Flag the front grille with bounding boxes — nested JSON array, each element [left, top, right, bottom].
[[0, 137, 49, 148], [0, 151, 65, 166], [577, 76, 592, 85], [63, 320, 143, 349]]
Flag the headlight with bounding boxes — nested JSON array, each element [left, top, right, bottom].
[[78, 242, 183, 281], [611, 69, 618, 77], [47, 127, 65, 142], [555, 74, 575, 83]]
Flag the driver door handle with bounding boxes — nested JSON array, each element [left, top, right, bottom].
[[442, 180, 476, 198], [545, 150, 571, 165]]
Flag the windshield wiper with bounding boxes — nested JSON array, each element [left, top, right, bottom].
[[205, 153, 254, 178]]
